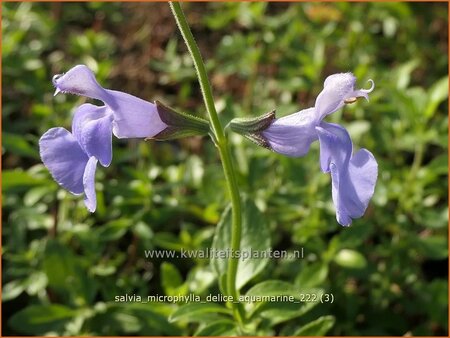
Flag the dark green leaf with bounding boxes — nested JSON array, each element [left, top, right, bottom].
[[2, 170, 50, 191], [94, 219, 132, 242], [9, 304, 76, 335], [295, 262, 328, 289], [194, 319, 237, 336], [211, 197, 271, 290], [43, 239, 97, 305], [161, 262, 187, 296], [246, 280, 323, 324], [246, 280, 300, 297], [3, 132, 39, 159], [293, 315, 335, 336], [252, 301, 319, 325], [416, 236, 448, 259], [169, 302, 231, 323]]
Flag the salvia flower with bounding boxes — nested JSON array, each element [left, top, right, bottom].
[[231, 73, 377, 226], [40, 65, 208, 212]]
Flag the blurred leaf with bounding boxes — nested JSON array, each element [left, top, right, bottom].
[[161, 262, 188, 296], [334, 249, 367, 269], [253, 301, 320, 326], [24, 186, 54, 206], [186, 266, 216, 294], [418, 209, 448, 229], [2, 170, 50, 191], [346, 120, 370, 141], [169, 302, 231, 323], [246, 280, 300, 297], [3, 132, 39, 159], [416, 236, 448, 259], [2, 280, 25, 302], [337, 222, 374, 248], [424, 279, 448, 326], [132, 221, 154, 240], [25, 271, 48, 295], [194, 319, 237, 336], [94, 219, 132, 242], [246, 280, 323, 324], [90, 264, 116, 276], [394, 59, 419, 89], [293, 315, 335, 336], [43, 239, 97, 305], [425, 76, 449, 118], [211, 197, 271, 290], [295, 262, 328, 289], [112, 312, 141, 333], [124, 303, 183, 336], [8, 304, 76, 335], [154, 232, 185, 251]]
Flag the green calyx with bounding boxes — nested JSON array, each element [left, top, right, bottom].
[[148, 100, 210, 141], [228, 110, 276, 148]]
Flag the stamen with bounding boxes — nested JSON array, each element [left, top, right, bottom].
[[344, 97, 358, 104]]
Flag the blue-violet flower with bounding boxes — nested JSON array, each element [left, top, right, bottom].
[[39, 65, 168, 212], [262, 73, 377, 226]]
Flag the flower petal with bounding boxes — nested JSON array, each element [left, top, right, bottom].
[[315, 73, 357, 118], [262, 108, 319, 157], [315, 73, 375, 119], [83, 156, 98, 213], [346, 148, 378, 216], [53, 65, 108, 101], [316, 122, 377, 226], [103, 90, 167, 138], [316, 122, 352, 172], [39, 127, 89, 195], [72, 103, 113, 167]]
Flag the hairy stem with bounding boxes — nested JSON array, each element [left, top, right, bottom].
[[169, 1, 245, 325]]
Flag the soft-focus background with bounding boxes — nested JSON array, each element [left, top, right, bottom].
[[2, 2, 448, 336]]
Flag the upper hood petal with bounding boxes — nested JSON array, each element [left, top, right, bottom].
[[315, 72, 374, 119], [53, 65, 167, 139], [53, 65, 108, 101]]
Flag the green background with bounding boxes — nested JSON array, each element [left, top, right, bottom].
[[2, 2, 448, 336]]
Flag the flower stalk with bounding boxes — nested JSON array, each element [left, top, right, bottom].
[[169, 1, 245, 325]]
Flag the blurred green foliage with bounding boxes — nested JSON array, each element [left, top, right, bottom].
[[2, 2, 448, 336]]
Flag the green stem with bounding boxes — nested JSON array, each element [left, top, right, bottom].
[[169, 2, 224, 144], [169, 1, 245, 325]]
